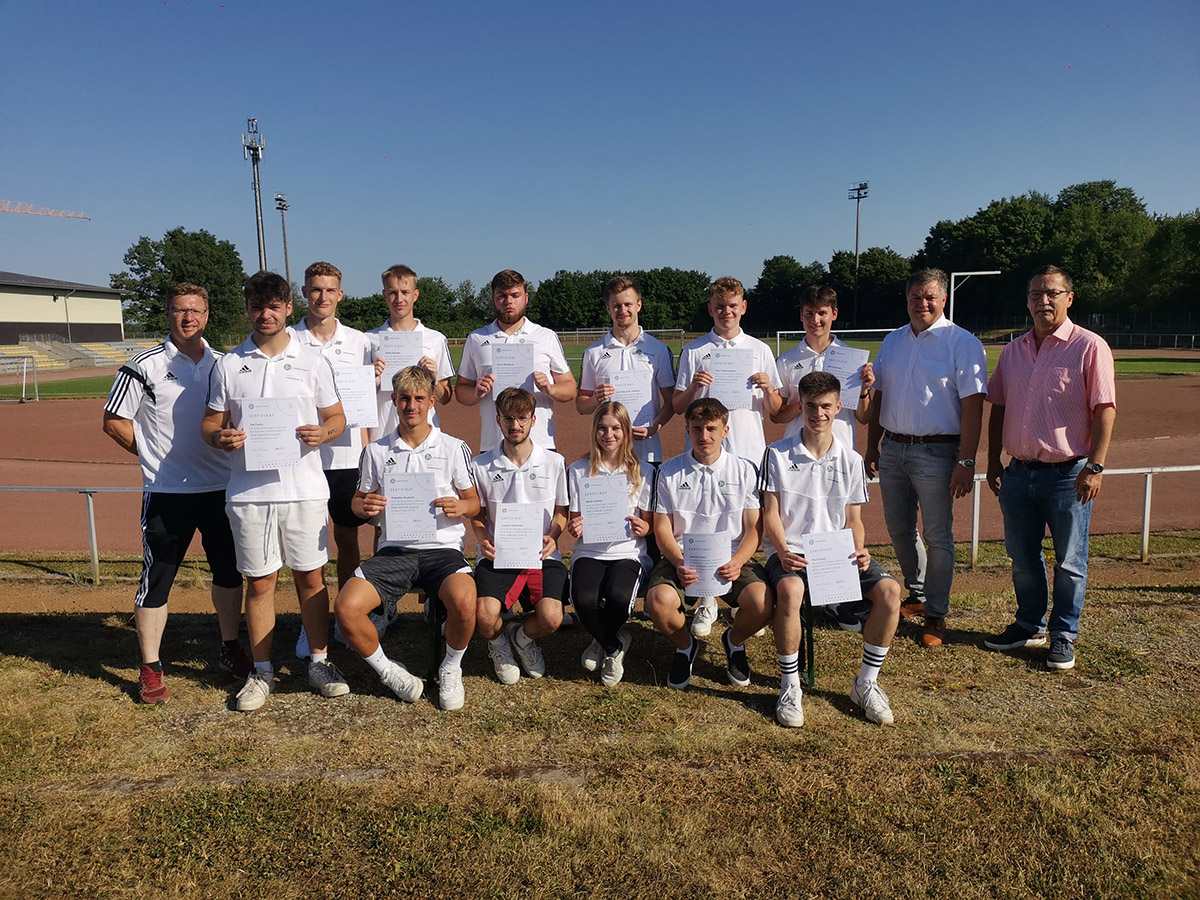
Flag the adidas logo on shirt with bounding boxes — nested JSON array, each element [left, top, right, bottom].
[[788, 462, 801, 470], [481, 339, 491, 346], [679, 481, 691, 490], [164, 372, 178, 381], [492, 473, 504, 482], [601, 351, 612, 359], [385, 457, 396, 466], [237, 364, 252, 374]]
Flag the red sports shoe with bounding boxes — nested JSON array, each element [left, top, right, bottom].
[[138, 664, 170, 705]]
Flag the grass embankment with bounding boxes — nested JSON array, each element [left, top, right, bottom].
[[0, 538, 1197, 899]]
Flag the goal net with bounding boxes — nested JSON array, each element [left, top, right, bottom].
[[0, 356, 40, 402]]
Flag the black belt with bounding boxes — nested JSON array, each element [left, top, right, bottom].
[[1013, 456, 1084, 469], [883, 431, 960, 445]]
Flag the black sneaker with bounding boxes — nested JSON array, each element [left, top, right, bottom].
[[667, 640, 701, 690], [827, 601, 868, 633], [1046, 636, 1075, 670], [722, 629, 751, 686], [984, 622, 1050, 651]]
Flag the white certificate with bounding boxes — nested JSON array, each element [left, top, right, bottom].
[[333, 366, 379, 428], [493, 502, 544, 570], [681, 531, 731, 597], [705, 348, 754, 410], [822, 345, 870, 410], [492, 342, 536, 393], [580, 476, 632, 544], [241, 398, 302, 471], [608, 369, 654, 426], [800, 528, 861, 606], [379, 332, 424, 387], [383, 472, 437, 542]]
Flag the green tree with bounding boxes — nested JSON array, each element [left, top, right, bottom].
[[529, 270, 608, 331], [1129, 210, 1200, 316], [744, 256, 827, 331], [827, 246, 911, 328], [110, 227, 246, 337]]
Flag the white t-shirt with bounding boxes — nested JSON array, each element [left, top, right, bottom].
[[458, 318, 571, 452], [206, 330, 340, 503], [775, 335, 858, 451], [367, 319, 454, 440], [759, 431, 869, 560], [653, 448, 760, 560], [471, 444, 568, 562], [292, 318, 374, 471], [105, 337, 230, 493], [566, 457, 654, 565], [873, 316, 987, 436], [357, 426, 476, 552], [580, 329, 675, 464], [676, 329, 781, 464]]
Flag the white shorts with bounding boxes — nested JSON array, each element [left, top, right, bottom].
[[226, 499, 329, 578]]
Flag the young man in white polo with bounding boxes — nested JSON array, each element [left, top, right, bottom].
[[673, 276, 781, 638], [760, 371, 901, 727], [202, 271, 348, 712], [334, 366, 480, 711], [470, 387, 569, 683], [577, 275, 676, 465], [643, 398, 773, 691]]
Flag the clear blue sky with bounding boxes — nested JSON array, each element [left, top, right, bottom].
[[2, 0, 1197, 299]]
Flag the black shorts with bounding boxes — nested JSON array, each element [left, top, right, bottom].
[[475, 558, 568, 611], [356, 547, 473, 610], [135, 490, 242, 609], [764, 553, 895, 597], [645, 556, 767, 614], [325, 468, 370, 529]]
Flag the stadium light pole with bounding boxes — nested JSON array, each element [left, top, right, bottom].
[[242, 118, 267, 272], [949, 270, 1002, 323], [275, 193, 292, 299], [848, 182, 869, 325]]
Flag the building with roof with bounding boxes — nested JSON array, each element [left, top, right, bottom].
[[0, 271, 125, 343]]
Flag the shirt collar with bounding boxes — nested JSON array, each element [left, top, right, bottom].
[[163, 335, 211, 363], [389, 425, 443, 454], [707, 329, 744, 348], [791, 431, 841, 463], [603, 328, 645, 349]]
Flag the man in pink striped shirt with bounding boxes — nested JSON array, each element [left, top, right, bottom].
[[983, 265, 1116, 671]]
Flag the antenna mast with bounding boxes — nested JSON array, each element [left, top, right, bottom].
[[242, 118, 267, 272]]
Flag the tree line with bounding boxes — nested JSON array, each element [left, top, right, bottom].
[[112, 180, 1199, 340]]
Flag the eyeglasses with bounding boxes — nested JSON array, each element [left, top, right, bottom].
[[499, 415, 532, 426], [1027, 290, 1070, 301], [168, 308, 208, 318]]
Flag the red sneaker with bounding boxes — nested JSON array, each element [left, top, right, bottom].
[[138, 664, 170, 705]]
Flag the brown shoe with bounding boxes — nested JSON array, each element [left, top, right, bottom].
[[919, 617, 946, 648], [900, 598, 926, 619]]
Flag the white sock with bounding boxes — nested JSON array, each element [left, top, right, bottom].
[[442, 645, 466, 669], [364, 645, 391, 676], [253, 661, 273, 675], [779, 652, 800, 690], [310, 651, 328, 665], [859, 642, 890, 685], [512, 624, 533, 649], [677, 636, 694, 656]]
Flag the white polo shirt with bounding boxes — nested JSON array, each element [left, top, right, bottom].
[[759, 431, 869, 560], [472, 444, 568, 562], [580, 329, 676, 463], [458, 318, 571, 452], [206, 330, 340, 503], [292, 318, 374, 471], [873, 316, 987, 436], [358, 426, 476, 552], [676, 330, 781, 463], [654, 448, 760, 559], [775, 335, 858, 451], [566, 458, 654, 564], [105, 337, 230, 493], [367, 319, 454, 440]]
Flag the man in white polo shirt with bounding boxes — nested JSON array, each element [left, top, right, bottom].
[[644, 398, 772, 692], [456, 269, 577, 451], [761, 371, 901, 728], [577, 275, 676, 465], [334, 366, 480, 710], [368, 264, 455, 441], [471, 388, 569, 683], [864, 268, 986, 649], [202, 271, 348, 712], [102, 282, 248, 705]]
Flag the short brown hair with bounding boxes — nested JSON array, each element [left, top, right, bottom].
[[708, 276, 744, 301], [798, 371, 841, 401], [391, 365, 436, 395], [168, 282, 208, 307], [604, 275, 641, 301], [491, 269, 526, 294], [802, 285, 837, 310], [495, 387, 536, 418], [1028, 264, 1073, 292], [684, 397, 729, 426], [243, 271, 290, 305], [381, 264, 418, 286], [906, 268, 948, 296], [304, 261, 341, 283]]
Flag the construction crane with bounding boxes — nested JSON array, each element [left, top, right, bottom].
[[0, 200, 91, 220]]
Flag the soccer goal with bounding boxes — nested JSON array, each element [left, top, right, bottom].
[[775, 328, 894, 356], [0, 356, 40, 403]]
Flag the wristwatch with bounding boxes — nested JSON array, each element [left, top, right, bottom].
[[1084, 462, 1104, 474], [957, 458, 975, 469]]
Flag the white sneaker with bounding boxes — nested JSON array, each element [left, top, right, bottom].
[[850, 677, 895, 726], [308, 659, 350, 698], [581, 639, 603, 673], [505, 621, 545, 678], [236, 671, 274, 712], [438, 663, 465, 711], [691, 596, 719, 637], [380, 660, 423, 703], [600, 629, 632, 688], [294, 627, 310, 660], [775, 683, 804, 727], [488, 633, 521, 685], [732, 605, 767, 638]]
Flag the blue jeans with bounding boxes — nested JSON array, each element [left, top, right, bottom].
[[998, 459, 1091, 642], [879, 437, 958, 618]]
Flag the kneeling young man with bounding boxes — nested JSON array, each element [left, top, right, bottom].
[[471, 388, 569, 683], [335, 367, 479, 709], [761, 371, 901, 727], [644, 398, 773, 691]]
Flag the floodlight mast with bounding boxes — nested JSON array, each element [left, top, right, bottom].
[[275, 193, 292, 299], [848, 182, 869, 325], [949, 270, 1001, 323], [242, 118, 267, 272]]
